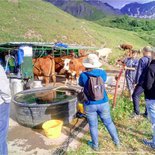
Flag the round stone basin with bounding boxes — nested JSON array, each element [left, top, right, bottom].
[[13, 87, 78, 128]]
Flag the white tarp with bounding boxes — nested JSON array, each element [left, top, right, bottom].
[[19, 46, 33, 57]]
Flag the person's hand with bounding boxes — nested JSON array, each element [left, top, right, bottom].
[[124, 66, 127, 70], [134, 84, 137, 88]]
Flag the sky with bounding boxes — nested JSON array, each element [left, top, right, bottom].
[[100, 0, 154, 8]]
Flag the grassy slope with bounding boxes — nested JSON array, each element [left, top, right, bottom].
[[0, 0, 149, 62]]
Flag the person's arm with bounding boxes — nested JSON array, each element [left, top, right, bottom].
[[79, 74, 84, 87], [135, 59, 143, 84], [101, 70, 107, 82], [125, 66, 136, 71], [145, 67, 155, 90], [0, 65, 11, 103], [126, 59, 139, 71]]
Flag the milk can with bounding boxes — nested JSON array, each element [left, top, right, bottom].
[[11, 79, 23, 96], [32, 81, 43, 88]]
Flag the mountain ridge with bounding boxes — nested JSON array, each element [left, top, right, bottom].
[[121, 1, 155, 19], [46, 0, 155, 19], [45, 0, 121, 20]]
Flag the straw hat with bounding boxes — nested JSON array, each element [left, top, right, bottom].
[[83, 54, 102, 69]]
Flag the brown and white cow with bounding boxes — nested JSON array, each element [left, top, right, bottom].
[[33, 55, 56, 86], [54, 55, 73, 74], [62, 56, 87, 85]]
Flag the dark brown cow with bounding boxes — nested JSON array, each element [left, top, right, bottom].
[[120, 44, 133, 51], [33, 55, 56, 86]]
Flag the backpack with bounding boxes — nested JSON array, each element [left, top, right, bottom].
[[86, 76, 105, 101]]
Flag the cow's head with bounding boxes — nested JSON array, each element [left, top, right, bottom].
[[63, 58, 71, 71]]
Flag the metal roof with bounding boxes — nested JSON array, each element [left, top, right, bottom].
[[0, 42, 97, 51]]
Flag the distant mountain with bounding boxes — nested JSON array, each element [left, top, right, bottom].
[[45, 0, 121, 20], [85, 0, 121, 15], [121, 1, 155, 19]]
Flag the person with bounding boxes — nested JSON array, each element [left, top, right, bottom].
[[143, 47, 155, 149], [124, 50, 139, 100], [79, 54, 120, 151], [131, 46, 152, 118], [0, 63, 11, 155]]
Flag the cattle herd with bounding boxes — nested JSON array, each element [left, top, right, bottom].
[[33, 43, 136, 86], [33, 51, 88, 86]]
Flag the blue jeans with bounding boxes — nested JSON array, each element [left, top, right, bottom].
[[84, 102, 120, 148], [146, 100, 155, 144], [0, 103, 10, 155]]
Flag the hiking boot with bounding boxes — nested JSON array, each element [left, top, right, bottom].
[[142, 113, 148, 119], [130, 112, 140, 119], [143, 139, 155, 150], [87, 141, 99, 151]]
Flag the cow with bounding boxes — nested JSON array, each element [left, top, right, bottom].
[[62, 56, 87, 85], [79, 50, 86, 57], [33, 55, 56, 86], [96, 48, 112, 61], [120, 44, 133, 51], [54, 55, 73, 74]]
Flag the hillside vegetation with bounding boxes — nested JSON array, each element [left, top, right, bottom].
[[0, 0, 150, 61], [96, 15, 155, 46]]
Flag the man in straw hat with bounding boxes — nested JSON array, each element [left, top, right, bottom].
[[0, 63, 11, 155], [132, 46, 152, 118], [143, 47, 155, 149], [79, 54, 120, 151]]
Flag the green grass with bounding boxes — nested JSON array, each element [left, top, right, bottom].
[[68, 96, 155, 155], [95, 15, 155, 48], [0, 0, 149, 62]]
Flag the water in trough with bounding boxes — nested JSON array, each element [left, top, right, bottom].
[[14, 88, 77, 104]]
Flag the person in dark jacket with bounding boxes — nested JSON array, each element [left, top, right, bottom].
[[132, 46, 152, 118], [79, 54, 120, 151], [143, 48, 155, 149]]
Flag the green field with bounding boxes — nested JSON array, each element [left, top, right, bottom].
[[0, 0, 150, 62]]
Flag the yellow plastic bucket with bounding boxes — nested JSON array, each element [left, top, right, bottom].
[[42, 120, 63, 138], [78, 103, 85, 114]]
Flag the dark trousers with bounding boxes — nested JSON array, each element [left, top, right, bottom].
[[132, 85, 147, 115]]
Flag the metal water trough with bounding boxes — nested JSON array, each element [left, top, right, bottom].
[[12, 87, 78, 128]]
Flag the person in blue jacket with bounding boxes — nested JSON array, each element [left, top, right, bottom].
[[79, 54, 120, 151], [124, 50, 139, 100]]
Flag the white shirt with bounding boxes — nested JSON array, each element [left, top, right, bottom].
[[0, 64, 11, 104]]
